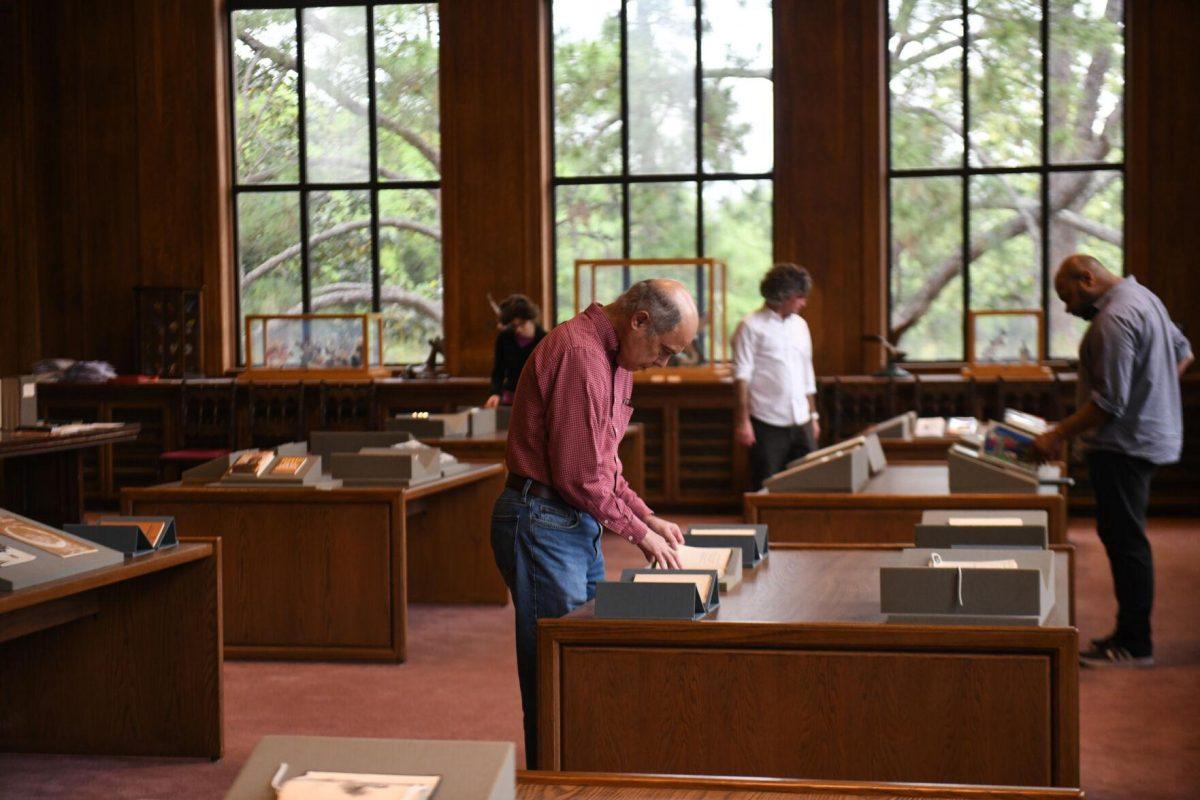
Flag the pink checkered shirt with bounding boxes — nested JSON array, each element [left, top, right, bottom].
[[505, 303, 653, 544]]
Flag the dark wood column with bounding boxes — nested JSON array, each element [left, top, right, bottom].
[[773, 0, 887, 377], [440, 0, 551, 376]]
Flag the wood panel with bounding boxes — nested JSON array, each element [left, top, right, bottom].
[[559, 647, 1052, 785], [0, 0, 229, 375], [538, 547, 1078, 787], [0, 542, 222, 758], [1126, 1, 1200, 342], [440, 0, 550, 376], [125, 488, 405, 661], [774, 0, 885, 377], [516, 772, 1086, 800], [404, 463, 508, 604]]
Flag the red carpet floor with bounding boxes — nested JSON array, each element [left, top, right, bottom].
[[1, 515, 1197, 799]]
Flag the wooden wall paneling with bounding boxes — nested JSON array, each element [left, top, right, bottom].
[[132, 0, 233, 375], [774, 0, 884, 377], [0, 0, 30, 374], [440, 0, 550, 376], [1125, 1, 1200, 342]]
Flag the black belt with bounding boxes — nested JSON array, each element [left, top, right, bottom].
[[506, 473, 566, 505]]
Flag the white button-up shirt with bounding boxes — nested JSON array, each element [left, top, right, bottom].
[[732, 306, 817, 427]]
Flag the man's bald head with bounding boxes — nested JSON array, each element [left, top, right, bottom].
[[607, 279, 701, 371], [1054, 253, 1121, 319]]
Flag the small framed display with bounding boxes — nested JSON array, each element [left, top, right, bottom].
[[964, 309, 1051, 378], [134, 285, 204, 378]]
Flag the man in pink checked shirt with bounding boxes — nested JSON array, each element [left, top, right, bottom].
[[491, 279, 699, 768]]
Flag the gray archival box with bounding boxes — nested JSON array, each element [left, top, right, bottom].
[[224, 736, 515, 800], [880, 546, 1056, 626]]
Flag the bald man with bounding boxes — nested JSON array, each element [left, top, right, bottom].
[[492, 279, 699, 766], [1033, 255, 1193, 667]]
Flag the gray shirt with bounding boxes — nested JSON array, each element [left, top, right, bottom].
[[1078, 276, 1192, 464]]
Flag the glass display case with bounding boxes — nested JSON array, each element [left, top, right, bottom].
[[239, 313, 390, 382], [963, 309, 1052, 378], [574, 258, 730, 381]]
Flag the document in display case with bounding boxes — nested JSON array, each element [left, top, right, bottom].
[[595, 568, 720, 620], [684, 524, 768, 567]]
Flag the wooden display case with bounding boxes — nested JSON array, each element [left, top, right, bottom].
[[240, 313, 391, 382], [574, 258, 731, 381]]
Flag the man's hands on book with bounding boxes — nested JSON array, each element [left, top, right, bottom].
[[644, 514, 684, 545], [638, 531, 682, 569]]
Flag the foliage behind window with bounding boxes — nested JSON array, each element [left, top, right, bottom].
[[551, 0, 774, 341], [231, 3, 441, 365], [888, 0, 1124, 362]]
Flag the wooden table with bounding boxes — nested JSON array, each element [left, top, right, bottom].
[[122, 462, 506, 662], [538, 545, 1078, 788], [0, 541, 222, 758], [0, 424, 140, 527], [518, 772, 1085, 800], [426, 423, 647, 498], [745, 464, 1068, 545]]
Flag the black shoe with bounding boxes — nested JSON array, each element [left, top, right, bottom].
[[1090, 631, 1119, 650], [1080, 643, 1155, 668]]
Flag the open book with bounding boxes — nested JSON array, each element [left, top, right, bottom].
[[272, 765, 439, 800], [652, 544, 741, 590], [632, 571, 715, 602]]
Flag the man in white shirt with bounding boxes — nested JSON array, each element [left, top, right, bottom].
[[732, 263, 820, 489]]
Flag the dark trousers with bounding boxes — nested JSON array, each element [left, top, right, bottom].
[[749, 417, 816, 490], [1087, 449, 1157, 655]]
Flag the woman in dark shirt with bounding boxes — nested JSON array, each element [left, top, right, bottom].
[[486, 294, 546, 408]]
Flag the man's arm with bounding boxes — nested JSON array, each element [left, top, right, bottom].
[[732, 322, 756, 447], [543, 347, 681, 566], [1032, 400, 1112, 460]]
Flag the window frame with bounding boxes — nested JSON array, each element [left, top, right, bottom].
[[227, 0, 441, 365], [547, 0, 775, 326], [884, 0, 1126, 363]]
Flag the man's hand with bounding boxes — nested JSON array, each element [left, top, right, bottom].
[[735, 419, 755, 447], [484, 394, 501, 409], [644, 514, 684, 545], [810, 417, 821, 444], [1032, 428, 1063, 462], [638, 530, 681, 569]]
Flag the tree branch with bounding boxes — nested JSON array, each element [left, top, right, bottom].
[[243, 217, 441, 287], [1055, 209, 1122, 245], [238, 30, 441, 171], [291, 282, 442, 322]]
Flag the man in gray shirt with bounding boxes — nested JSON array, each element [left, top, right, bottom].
[[1034, 254, 1193, 667]]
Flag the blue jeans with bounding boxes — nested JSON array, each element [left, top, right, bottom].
[[490, 483, 604, 769]]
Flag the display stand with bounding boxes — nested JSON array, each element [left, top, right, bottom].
[[915, 509, 1048, 548], [866, 411, 916, 440], [947, 444, 1040, 493], [684, 524, 768, 567], [595, 568, 720, 620], [0, 509, 125, 591], [309, 430, 414, 463], [766, 446, 869, 493]]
